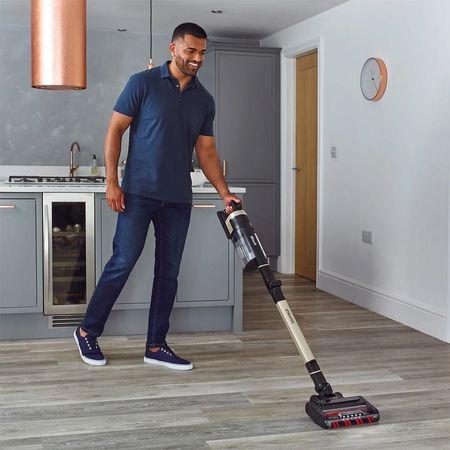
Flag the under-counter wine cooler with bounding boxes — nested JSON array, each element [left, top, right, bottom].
[[43, 193, 95, 315]]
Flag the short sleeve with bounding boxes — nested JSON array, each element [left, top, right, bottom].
[[113, 73, 145, 118], [198, 99, 215, 136]]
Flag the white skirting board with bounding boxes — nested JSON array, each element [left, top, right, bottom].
[[317, 270, 449, 343]]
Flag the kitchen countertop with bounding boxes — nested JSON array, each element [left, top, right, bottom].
[[0, 181, 245, 194], [0, 165, 245, 194]]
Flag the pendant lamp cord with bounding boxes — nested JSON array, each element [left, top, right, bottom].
[[148, 0, 153, 68]]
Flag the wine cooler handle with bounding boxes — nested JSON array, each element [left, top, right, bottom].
[[43, 204, 52, 305]]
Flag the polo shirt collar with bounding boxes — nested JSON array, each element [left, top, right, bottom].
[[161, 61, 198, 88]]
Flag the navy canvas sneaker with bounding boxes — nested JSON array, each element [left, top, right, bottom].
[[144, 344, 193, 371], [73, 327, 106, 366]]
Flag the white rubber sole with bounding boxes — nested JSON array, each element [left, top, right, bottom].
[[143, 356, 193, 371], [73, 330, 106, 366]]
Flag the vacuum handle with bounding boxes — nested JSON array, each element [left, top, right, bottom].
[[217, 200, 243, 239], [229, 200, 242, 211]]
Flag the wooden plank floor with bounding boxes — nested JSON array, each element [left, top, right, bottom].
[[1, 273, 450, 449]]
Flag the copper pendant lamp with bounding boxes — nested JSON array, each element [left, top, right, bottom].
[[31, 0, 86, 90]]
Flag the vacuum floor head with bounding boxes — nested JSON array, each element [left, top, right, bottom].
[[305, 394, 380, 429]]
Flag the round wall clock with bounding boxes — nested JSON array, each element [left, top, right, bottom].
[[360, 57, 388, 101]]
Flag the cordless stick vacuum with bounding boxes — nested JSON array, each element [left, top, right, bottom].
[[218, 201, 380, 429]]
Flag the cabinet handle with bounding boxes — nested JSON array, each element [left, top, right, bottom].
[[192, 204, 216, 208], [43, 205, 52, 307], [0, 205, 16, 209], [222, 160, 227, 177]]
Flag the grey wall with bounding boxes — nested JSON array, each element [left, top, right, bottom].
[[0, 25, 172, 166]]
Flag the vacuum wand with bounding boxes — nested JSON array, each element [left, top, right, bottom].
[[218, 201, 380, 429]]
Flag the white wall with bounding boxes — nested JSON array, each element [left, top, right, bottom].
[[262, 0, 450, 342]]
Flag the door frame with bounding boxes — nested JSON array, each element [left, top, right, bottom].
[[279, 37, 324, 275]]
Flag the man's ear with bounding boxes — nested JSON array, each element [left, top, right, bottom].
[[169, 42, 176, 58]]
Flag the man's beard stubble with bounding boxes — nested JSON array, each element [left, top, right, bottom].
[[175, 54, 200, 77]]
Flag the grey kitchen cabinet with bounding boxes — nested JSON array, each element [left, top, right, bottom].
[[96, 195, 155, 307], [95, 193, 239, 309], [235, 183, 279, 257], [0, 189, 243, 340], [199, 43, 281, 261], [0, 193, 43, 313], [177, 198, 230, 303]]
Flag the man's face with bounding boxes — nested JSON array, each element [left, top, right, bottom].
[[170, 34, 207, 77]]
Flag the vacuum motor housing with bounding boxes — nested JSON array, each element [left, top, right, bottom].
[[217, 206, 266, 270]]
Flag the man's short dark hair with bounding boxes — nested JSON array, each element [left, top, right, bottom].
[[171, 23, 207, 41]]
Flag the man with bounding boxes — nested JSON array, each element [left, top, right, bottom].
[[74, 23, 240, 370]]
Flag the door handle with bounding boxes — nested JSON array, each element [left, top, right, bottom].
[[222, 160, 227, 177], [192, 204, 216, 208], [0, 205, 16, 209], [291, 166, 300, 172]]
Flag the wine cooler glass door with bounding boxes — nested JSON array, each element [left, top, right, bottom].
[[43, 193, 95, 315]]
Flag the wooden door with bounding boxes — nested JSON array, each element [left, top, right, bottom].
[[295, 51, 317, 281]]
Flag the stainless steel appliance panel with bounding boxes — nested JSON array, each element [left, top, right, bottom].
[[43, 193, 95, 315]]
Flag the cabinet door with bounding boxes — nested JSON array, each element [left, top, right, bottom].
[[177, 199, 230, 303], [98, 198, 155, 306], [0, 199, 38, 309], [215, 51, 279, 183], [238, 184, 279, 257]]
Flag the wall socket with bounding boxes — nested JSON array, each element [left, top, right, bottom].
[[331, 146, 337, 158], [362, 230, 373, 244]]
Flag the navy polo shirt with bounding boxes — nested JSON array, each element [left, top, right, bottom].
[[113, 62, 215, 204]]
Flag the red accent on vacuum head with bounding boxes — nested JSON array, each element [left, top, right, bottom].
[[305, 395, 380, 429]]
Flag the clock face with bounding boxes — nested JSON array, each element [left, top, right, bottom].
[[360, 57, 388, 101]]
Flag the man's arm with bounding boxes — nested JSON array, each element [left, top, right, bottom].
[[104, 111, 133, 213], [195, 135, 240, 212]]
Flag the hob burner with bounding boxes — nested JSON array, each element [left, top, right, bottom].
[[8, 175, 106, 184]]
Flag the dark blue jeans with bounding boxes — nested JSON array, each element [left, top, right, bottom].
[[81, 193, 191, 347]]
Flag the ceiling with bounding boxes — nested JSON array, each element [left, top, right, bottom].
[[0, 0, 351, 39]]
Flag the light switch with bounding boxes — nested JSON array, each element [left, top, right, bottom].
[[331, 146, 337, 158], [362, 230, 373, 244]]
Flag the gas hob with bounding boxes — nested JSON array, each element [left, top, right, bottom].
[[6, 175, 106, 184]]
